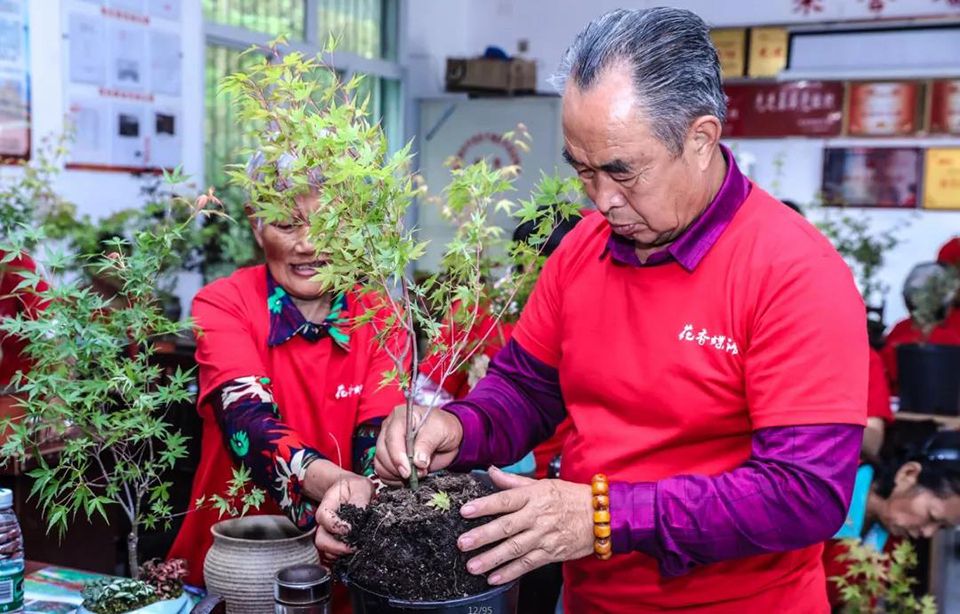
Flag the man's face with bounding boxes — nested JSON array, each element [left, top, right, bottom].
[[251, 189, 328, 301], [561, 64, 716, 250]]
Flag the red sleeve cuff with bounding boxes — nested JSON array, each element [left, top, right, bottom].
[[609, 481, 657, 556]]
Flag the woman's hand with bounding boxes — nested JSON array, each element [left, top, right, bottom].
[[457, 467, 594, 585], [374, 404, 463, 485], [309, 462, 376, 565]]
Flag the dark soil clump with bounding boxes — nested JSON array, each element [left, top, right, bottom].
[[335, 472, 497, 601]]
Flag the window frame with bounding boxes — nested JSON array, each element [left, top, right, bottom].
[[202, 0, 405, 183]]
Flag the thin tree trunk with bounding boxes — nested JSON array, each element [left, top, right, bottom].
[[407, 398, 419, 491], [128, 527, 139, 580]]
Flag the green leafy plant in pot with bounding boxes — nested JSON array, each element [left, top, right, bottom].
[[1, 152, 267, 613], [221, 37, 581, 612], [0, 174, 202, 573]]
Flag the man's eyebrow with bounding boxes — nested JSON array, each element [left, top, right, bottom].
[[561, 148, 580, 166], [599, 159, 633, 174]]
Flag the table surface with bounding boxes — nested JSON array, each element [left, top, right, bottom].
[[895, 411, 960, 428]]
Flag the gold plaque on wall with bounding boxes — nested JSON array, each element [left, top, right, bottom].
[[748, 27, 789, 78], [924, 148, 960, 210], [710, 29, 746, 80]]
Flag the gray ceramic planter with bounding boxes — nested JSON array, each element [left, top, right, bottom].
[[204, 515, 319, 614]]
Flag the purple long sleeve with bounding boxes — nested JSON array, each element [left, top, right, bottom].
[[446, 340, 863, 576], [445, 340, 566, 470], [609, 423, 863, 577]]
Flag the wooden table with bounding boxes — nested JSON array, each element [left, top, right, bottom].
[[895, 411, 960, 429]]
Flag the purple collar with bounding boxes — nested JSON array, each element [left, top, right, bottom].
[[603, 145, 751, 271]]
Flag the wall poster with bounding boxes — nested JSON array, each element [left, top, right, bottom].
[[929, 79, 960, 135], [724, 81, 844, 138], [62, 0, 182, 172], [923, 148, 960, 210], [0, 0, 30, 161], [822, 147, 923, 209], [847, 81, 923, 136]]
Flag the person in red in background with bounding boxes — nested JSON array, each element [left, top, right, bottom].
[[416, 209, 584, 479], [880, 260, 960, 392], [938, 237, 960, 335], [864, 348, 894, 460], [0, 252, 48, 391], [169, 154, 405, 609]]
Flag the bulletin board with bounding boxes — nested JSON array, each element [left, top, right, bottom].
[[62, 0, 183, 172], [0, 0, 30, 162]]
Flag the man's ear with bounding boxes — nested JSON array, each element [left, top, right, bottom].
[[685, 115, 723, 171]]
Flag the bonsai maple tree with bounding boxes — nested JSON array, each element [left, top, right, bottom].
[[223, 38, 581, 490]]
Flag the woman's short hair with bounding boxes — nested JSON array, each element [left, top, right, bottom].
[[874, 430, 960, 498]]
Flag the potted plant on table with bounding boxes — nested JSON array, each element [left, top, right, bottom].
[[222, 38, 581, 612], [0, 166, 266, 612]]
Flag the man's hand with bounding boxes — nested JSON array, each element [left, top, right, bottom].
[[311, 465, 376, 566], [374, 404, 464, 485], [457, 467, 594, 585]]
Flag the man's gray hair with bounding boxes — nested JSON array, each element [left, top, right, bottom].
[[552, 7, 726, 156]]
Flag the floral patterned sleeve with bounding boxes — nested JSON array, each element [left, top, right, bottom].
[[213, 376, 384, 529], [213, 376, 323, 529]]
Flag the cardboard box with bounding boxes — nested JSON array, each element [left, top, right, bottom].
[[445, 57, 537, 94]]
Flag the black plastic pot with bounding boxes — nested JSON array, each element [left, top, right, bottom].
[[897, 343, 960, 415], [347, 580, 519, 613]]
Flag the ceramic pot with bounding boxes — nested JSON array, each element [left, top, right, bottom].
[[204, 515, 319, 614]]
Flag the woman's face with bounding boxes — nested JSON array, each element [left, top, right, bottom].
[[880, 462, 960, 539], [250, 189, 327, 301]]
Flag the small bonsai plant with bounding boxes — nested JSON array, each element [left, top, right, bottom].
[[81, 559, 187, 614], [81, 577, 161, 614], [221, 38, 580, 602], [831, 539, 937, 614]]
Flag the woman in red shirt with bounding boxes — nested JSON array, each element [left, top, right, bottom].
[[169, 164, 405, 594]]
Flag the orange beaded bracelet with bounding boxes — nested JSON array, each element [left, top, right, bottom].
[[591, 474, 612, 560]]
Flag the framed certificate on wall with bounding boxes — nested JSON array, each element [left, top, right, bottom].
[[822, 147, 922, 208]]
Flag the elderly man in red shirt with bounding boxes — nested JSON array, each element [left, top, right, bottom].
[[325, 8, 868, 613]]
